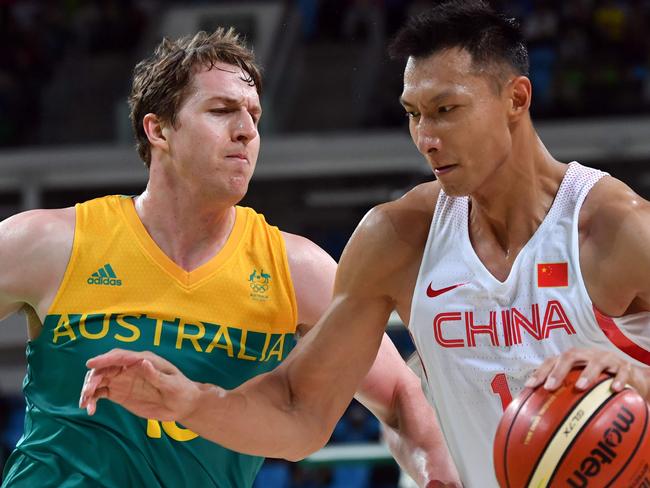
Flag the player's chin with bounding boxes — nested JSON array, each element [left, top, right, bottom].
[[436, 180, 470, 198], [233, 174, 252, 189], [224, 176, 250, 201]]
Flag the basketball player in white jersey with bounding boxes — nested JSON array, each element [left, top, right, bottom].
[[80, 2, 650, 486]]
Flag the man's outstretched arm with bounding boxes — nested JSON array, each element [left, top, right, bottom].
[[81, 293, 391, 459], [81, 333, 460, 486]]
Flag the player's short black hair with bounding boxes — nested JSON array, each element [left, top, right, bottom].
[[389, 0, 529, 78]]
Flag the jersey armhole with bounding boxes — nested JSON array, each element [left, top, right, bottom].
[[570, 170, 609, 312], [45, 204, 82, 316], [277, 232, 299, 331]]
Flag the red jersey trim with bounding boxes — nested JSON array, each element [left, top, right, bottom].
[[592, 305, 650, 366]]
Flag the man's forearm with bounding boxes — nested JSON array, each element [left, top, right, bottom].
[[381, 383, 460, 487], [179, 374, 333, 461], [81, 294, 390, 460], [383, 423, 459, 487]]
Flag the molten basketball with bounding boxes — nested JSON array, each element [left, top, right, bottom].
[[493, 368, 650, 487]]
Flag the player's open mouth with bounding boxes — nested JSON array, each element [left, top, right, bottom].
[[433, 164, 457, 175]]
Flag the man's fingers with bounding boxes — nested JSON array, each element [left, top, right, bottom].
[[612, 361, 632, 391], [86, 349, 143, 369], [80, 366, 123, 407], [80, 369, 102, 408], [574, 359, 607, 390], [87, 349, 176, 376], [525, 357, 556, 388], [84, 385, 110, 416], [527, 349, 634, 395], [544, 353, 588, 391], [140, 359, 163, 388], [86, 397, 97, 416]]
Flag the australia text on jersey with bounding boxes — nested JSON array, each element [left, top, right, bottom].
[[47, 313, 290, 363]]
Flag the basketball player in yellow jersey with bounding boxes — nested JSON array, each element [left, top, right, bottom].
[[0, 29, 460, 487]]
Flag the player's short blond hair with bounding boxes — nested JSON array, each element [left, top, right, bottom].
[[129, 28, 262, 167]]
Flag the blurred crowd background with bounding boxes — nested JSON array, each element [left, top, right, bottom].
[[2, 0, 650, 147], [1, 0, 650, 486]]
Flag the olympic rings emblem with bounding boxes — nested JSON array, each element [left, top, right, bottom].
[[250, 282, 269, 293]]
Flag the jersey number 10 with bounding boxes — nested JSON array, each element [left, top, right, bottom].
[[147, 418, 199, 442]]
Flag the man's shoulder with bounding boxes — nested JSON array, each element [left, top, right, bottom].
[[280, 231, 336, 276], [0, 207, 76, 315], [332, 181, 440, 296], [579, 175, 650, 314], [361, 180, 440, 250], [0, 207, 76, 269], [580, 175, 650, 237], [1, 207, 76, 246]]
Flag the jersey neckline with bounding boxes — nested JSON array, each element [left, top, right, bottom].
[[459, 162, 577, 286], [118, 196, 248, 288]]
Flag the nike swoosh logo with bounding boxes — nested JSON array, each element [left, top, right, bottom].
[[426, 282, 467, 298]]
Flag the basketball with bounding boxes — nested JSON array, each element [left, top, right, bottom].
[[493, 368, 650, 487]]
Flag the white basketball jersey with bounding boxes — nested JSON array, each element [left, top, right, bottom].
[[408, 162, 650, 487]]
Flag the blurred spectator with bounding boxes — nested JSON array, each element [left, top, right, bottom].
[[0, 0, 146, 148], [254, 460, 292, 488], [592, 0, 627, 47], [78, 0, 146, 54], [522, 0, 559, 45], [2, 1, 650, 145], [0, 395, 10, 472], [343, 0, 385, 42], [327, 402, 380, 488], [332, 402, 380, 445], [522, 0, 559, 111], [0, 394, 24, 474]]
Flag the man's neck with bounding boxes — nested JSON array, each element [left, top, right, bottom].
[[469, 135, 567, 257], [133, 186, 237, 273]]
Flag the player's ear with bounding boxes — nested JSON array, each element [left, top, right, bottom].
[[143, 113, 170, 153], [507, 76, 531, 122]]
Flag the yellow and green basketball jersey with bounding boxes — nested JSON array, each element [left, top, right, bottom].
[[2, 195, 298, 487]]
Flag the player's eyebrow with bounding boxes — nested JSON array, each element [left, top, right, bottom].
[[205, 95, 262, 114], [205, 95, 243, 105], [399, 90, 456, 108]]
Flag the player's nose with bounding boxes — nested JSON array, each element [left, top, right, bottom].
[[413, 118, 442, 154], [232, 111, 257, 143], [416, 133, 442, 155]]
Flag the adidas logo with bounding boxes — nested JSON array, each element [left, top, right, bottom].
[[87, 263, 122, 286]]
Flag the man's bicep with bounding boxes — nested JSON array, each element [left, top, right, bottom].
[[626, 207, 650, 307], [0, 208, 74, 320], [283, 292, 394, 408], [0, 213, 37, 318], [282, 232, 337, 331], [279, 215, 400, 416]]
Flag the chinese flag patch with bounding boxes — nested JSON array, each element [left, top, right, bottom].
[[537, 262, 568, 287]]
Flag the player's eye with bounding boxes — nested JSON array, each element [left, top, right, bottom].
[[210, 108, 231, 114], [438, 105, 456, 114]]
